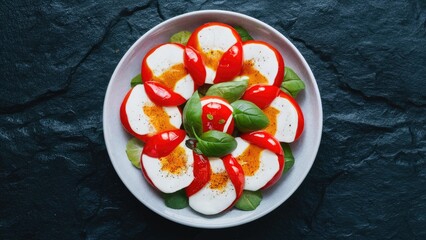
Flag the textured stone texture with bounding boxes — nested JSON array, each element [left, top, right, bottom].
[[1, 0, 425, 239]]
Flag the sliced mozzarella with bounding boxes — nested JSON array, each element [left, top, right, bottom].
[[232, 138, 280, 191], [264, 95, 299, 142], [141, 137, 194, 193], [189, 157, 237, 215], [242, 42, 281, 86], [194, 25, 238, 84], [145, 43, 195, 99], [125, 84, 181, 135]]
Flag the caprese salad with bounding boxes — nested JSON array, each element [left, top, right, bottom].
[[121, 22, 306, 215]]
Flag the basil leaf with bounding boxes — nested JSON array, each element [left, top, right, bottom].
[[170, 31, 192, 45], [183, 91, 203, 138], [130, 74, 143, 88], [281, 142, 295, 174], [125, 138, 144, 169], [234, 26, 253, 42], [205, 76, 249, 103], [194, 130, 237, 157], [281, 67, 305, 98], [231, 100, 269, 132], [235, 190, 262, 211], [163, 189, 188, 209]]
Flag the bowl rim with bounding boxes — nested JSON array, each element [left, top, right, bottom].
[[103, 9, 323, 228]]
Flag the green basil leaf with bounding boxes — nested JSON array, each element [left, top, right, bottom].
[[281, 142, 295, 174], [205, 76, 249, 103], [183, 91, 203, 138], [163, 189, 188, 209], [231, 100, 270, 132], [235, 190, 262, 211], [194, 130, 237, 157], [281, 67, 305, 98], [125, 138, 144, 169], [130, 74, 143, 88], [233, 26, 253, 42], [169, 31, 192, 45]]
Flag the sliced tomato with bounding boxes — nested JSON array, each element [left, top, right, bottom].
[[144, 81, 186, 106], [184, 46, 206, 86], [214, 41, 243, 83], [187, 22, 243, 84], [240, 131, 283, 155], [142, 43, 195, 106], [185, 153, 211, 197], [241, 40, 284, 87], [143, 129, 186, 158], [222, 154, 244, 204], [200, 96, 234, 134], [242, 84, 281, 109]]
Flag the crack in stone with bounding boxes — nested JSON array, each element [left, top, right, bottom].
[[307, 171, 347, 230], [0, 2, 153, 116], [155, 0, 166, 20]]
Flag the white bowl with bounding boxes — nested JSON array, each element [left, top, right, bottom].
[[103, 10, 322, 228]]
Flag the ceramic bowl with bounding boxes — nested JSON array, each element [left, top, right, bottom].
[[103, 10, 322, 228]]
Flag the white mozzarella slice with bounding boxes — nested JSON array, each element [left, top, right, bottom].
[[269, 96, 299, 142], [125, 84, 181, 135], [146, 44, 184, 76], [189, 157, 237, 215], [232, 138, 280, 191], [197, 25, 238, 53], [141, 137, 194, 193], [243, 43, 279, 85], [145, 44, 195, 99]]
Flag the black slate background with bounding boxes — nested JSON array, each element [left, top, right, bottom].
[[1, 0, 425, 239]]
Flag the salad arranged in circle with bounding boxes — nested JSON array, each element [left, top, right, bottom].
[[121, 22, 306, 215]]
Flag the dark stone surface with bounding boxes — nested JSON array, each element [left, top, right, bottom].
[[1, 0, 425, 239]]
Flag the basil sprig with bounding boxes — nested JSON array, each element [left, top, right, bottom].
[[130, 73, 143, 87], [163, 189, 188, 209], [281, 67, 305, 98], [234, 26, 253, 42], [193, 130, 237, 157], [281, 143, 295, 174], [235, 190, 262, 211], [183, 91, 203, 138], [205, 76, 248, 103], [231, 100, 269, 133]]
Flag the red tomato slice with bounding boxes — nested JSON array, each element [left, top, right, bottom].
[[214, 41, 243, 83], [144, 81, 186, 106], [187, 22, 243, 84], [240, 131, 283, 155], [222, 154, 245, 204], [143, 129, 186, 158], [242, 84, 281, 109], [186, 153, 211, 197], [200, 96, 234, 134], [241, 40, 284, 87], [184, 46, 206, 86]]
